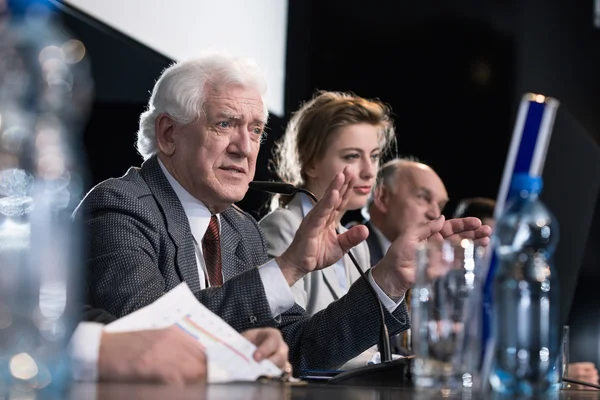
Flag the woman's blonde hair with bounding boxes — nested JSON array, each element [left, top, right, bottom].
[[272, 90, 396, 207]]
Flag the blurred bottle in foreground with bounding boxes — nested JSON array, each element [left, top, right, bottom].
[[0, 0, 93, 394], [489, 173, 560, 396]]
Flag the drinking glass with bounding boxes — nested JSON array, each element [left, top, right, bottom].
[[411, 239, 486, 391]]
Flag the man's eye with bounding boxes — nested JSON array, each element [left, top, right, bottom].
[[217, 121, 229, 128], [253, 127, 263, 135]]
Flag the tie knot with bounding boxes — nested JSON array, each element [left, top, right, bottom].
[[205, 215, 219, 241]]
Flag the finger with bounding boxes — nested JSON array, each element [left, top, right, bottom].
[[268, 346, 289, 370], [439, 217, 482, 237], [283, 361, 293, 376], [474, 236, 491, 247], [337, 168, 356, 211], [303, 177, 342, 231], [575, 362, 597, 370], [337, 166, 356, 201], [413, 215, 445, 242], [250, 329, 282, 362], [427, 232, 446, 247], [337, 225, 369, 253], [328, 168, 355, 227]]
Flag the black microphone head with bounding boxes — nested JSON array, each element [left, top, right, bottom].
[[248, 181, 297, 195]]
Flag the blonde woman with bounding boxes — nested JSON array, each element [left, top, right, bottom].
[[259, 91, 396, 368]]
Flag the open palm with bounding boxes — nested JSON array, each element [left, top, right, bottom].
[[373, 216, 492, 297], [276, 167, 369, 285]]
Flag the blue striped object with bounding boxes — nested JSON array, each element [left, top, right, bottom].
[[479, 93, 560, 383]]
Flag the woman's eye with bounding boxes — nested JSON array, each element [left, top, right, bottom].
[[343, 154, 359, 160]]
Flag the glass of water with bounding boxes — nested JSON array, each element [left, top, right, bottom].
[[411, 239, 486, 391], [549, 325, 570, 390]]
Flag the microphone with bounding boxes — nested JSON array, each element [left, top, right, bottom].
[[249, 181, 393, 363]]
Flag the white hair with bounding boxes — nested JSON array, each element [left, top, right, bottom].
[[136, 53, 269, 160]]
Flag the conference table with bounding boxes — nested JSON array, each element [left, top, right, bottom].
[[65, 381, 599, 400]]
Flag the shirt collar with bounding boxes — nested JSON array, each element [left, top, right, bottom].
[[158, 159, 220, 242]]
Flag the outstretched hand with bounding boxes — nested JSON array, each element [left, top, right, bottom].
[[372, 215, 492, 298], [276, 166, 369, 286]]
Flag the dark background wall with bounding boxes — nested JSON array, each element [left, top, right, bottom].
[[56, 0, 600, 366]]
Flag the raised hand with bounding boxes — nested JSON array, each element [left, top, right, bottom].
[[372, 216, 492, 298], [276, 166, 369, 286]]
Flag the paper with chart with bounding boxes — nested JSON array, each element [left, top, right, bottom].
[[104, 283, 282, 383]]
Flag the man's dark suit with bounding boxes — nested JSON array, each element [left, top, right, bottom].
[[74, 156, 410, 372], [364, 220, 385, 267]]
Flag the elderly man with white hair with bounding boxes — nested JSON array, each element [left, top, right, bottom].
[[74, 53, 491, 374]]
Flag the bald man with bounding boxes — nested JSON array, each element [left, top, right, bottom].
[[364, 159, 449, 266], [355, 158, 449, 354]]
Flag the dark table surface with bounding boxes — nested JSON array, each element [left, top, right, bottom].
[[63, 381, 600, 400]]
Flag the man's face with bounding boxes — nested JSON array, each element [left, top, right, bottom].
[[377, 165, 448, 241], [165, 84, 266, 213]]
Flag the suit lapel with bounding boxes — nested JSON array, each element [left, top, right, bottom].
[[139, 156, 201, 294], [220, 208, 248, 280]]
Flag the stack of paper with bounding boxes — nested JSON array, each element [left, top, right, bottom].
[[104, 283, 282, 383]]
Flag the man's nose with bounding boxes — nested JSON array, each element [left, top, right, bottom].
[[228, 126, 253, 157], [426, 204, 440, 220]]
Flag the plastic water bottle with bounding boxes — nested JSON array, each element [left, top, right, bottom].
[[488, 173, 560, 396], [0, 1, 92, 394]]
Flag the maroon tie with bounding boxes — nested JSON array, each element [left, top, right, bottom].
[[202, 215, 223, 286]]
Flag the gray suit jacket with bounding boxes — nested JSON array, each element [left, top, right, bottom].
[[259, 194, 371, 315], [74, 156, 410, 372]]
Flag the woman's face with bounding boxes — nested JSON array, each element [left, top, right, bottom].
[[305, 123, 381, 211]]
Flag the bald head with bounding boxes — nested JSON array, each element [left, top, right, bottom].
[[369, 159, 448, 242]]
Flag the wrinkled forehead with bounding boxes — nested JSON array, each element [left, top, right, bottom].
[[203, 84, 267, 124]]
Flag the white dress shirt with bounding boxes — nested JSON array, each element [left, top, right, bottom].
[[70, 322, 104, 381]]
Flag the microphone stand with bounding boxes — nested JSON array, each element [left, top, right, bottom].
[[249, 182, 393, 363]]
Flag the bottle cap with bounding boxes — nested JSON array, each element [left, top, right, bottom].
[[509, 173, 543, 195]]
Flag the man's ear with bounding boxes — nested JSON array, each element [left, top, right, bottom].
[[373, 185, 390, 213], [155, 113, 177, 156]]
